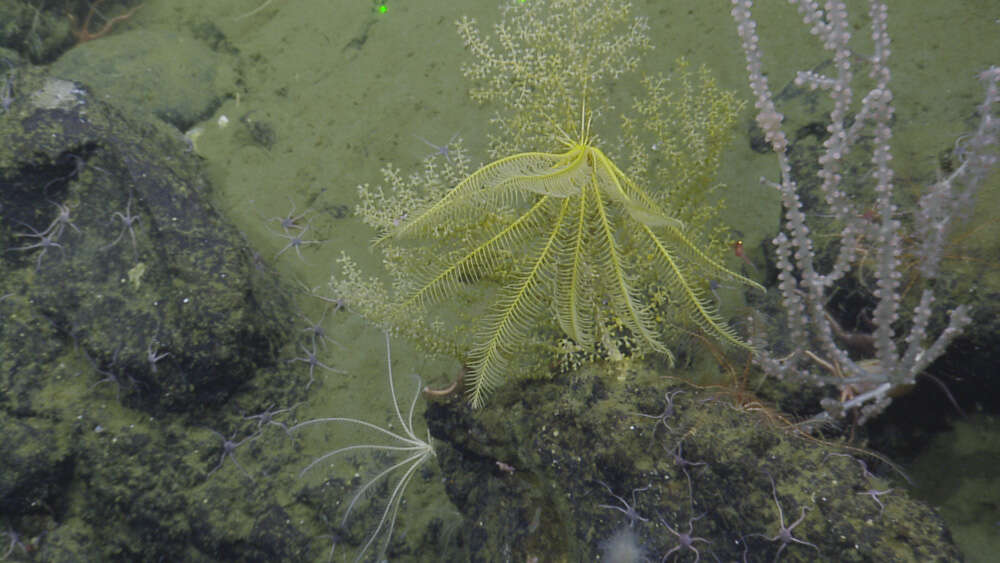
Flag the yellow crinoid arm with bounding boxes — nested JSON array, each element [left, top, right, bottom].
[[394, 193, 556, 314], [466, 197, 570, 408], [553, 183, 596, 348], [638, 222, 754, 351], [591, 145, 763, 294], [494, 144, 592, 197], [589, 147, 685, 231], [387, 147, 589, 242], [589, 147, 760, 352], [587, 164, 675, 363], [657, 221, 765, 293]]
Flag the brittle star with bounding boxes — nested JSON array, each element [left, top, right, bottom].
[[415, 132, 459, 164], [103, 191, 142, 254], [595, 480, 650, 528], [659, 513, 711, 562], [273, 224, 322, 261], [8, 221, 64, 271], [631, 388, 684, 434], [204, 428, 260, 481], [747, 471, 820, 561]]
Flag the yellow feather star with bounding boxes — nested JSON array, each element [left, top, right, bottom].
[[384, 108, 764, 408]]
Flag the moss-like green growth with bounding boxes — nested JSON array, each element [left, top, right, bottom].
[[424, 365, 963, 561]]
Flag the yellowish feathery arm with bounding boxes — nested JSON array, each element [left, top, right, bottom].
[[388, 149, 583, 242], [589, 174, 673, 362], [393, 193, 555, 314], [553, 183, 595, 347], [640, 223, 754, 351], [467, 197, 569, 407]]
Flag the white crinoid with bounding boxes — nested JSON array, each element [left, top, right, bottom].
[[291, 333, 435, 561]]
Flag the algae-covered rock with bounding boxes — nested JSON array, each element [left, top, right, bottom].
[[1, 65, 289, 414], [1, 63, 316, 560], [426, 364, 962, 562], [49, 28, 236, 131]]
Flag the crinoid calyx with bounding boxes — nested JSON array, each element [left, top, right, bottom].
[[384, 109, 764, 407]]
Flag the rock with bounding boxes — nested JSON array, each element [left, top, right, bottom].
[[49, 28, 236, 131], [426, 365, 962, 561], [1, 64, 289, 414]]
